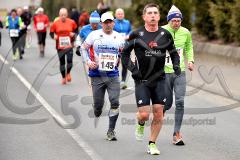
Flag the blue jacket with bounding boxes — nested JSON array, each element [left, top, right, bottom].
[[79, 24, 102, 41], [7, 16, 20, 30], [113, 19, 132, 36]]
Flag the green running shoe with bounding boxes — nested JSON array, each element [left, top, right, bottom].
[[147, 143, 160, 155], [135, 124, 144, 141]]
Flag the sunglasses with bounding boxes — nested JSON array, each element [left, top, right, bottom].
[[171, 19, 182, 23]]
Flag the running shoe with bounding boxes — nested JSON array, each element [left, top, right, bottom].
[[147, 143, 160, 155], [135, 124, 144, 141], [106, 130, 117, 141], [66, 73, 71, 82], [40, 51, 44, 57], [61, 78, 66, 85], [173, 132, 185, 145]]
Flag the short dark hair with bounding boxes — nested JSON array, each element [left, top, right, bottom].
[[11, 9, 17, 13], [143, 3, 160, 15]]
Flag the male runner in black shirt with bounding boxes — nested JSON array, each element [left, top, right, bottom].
[[121, 3, 180, 155]]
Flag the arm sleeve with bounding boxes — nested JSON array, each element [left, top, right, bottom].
[[167, 32, 180, 68], [72, 21, 78, 34], [33, 16, 37, 30], [121, 32, 136, 72], [18, 17, 24, 29], [80, 32, 94, 63], [185, 31, 194, 62], [49, 23, 55, 39], [5, 17, 9, 27], [45, 16, 50, 27], [127, 21, 132, 35], [75, 35, 82, 47]]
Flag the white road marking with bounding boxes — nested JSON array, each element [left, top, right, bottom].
[[0, 54, 102, 160]]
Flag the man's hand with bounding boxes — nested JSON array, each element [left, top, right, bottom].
[[188, 61, 194, 71], [87, 61, 98, 69], [54, 35, 58, 40], [173, 66, 181, 76], [69, 32, 75, 37]]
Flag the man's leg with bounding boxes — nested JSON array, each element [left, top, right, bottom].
[[42, 32, 47, 55], [173, 72, 186, 145], [164, 73, 174, 113], [106, 76, 120, 140], [121, 60, 128, 89], [135, 82, 151, 141], [11, 37, 17, 59], [91, 77, 106, 118], [150, 104, 163, 142], [66, 48, 73, 82], [57, 50, 66, 84]]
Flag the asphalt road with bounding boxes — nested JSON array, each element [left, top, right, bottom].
[[0, 29, 240, 160]]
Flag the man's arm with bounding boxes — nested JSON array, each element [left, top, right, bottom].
[[167, 32, 181, 75], [185, 31, 194, 71]]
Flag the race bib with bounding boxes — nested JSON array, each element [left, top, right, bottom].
[[10, 29, 19, 37], [36, 22, 44, 30], [59, 36, 71, 48], [165, 48, 183, 65], [98, 53, 118, 71]]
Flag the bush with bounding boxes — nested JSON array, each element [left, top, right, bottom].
[[209, 0, 234, 43], [230, 0, 240, 45], [194, 0, 217, 40]]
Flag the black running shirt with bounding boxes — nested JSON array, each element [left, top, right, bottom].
[[121, 26, 180, 81]]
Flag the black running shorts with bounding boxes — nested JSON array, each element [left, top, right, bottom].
[[135, 79, 166, 107]]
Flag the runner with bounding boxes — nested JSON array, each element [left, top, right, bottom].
[[50, 8, 77, 85], [6, 9, 24, 60], [121, 3, 180, 155], [78, 10, 90, 28], [113, 8, 132, 89], [162, 5, 194, 145], [81, 12, 124, 141], [75, 10, 102, 56], [33, 7, 49, 57], [20, 6, 32, 54]]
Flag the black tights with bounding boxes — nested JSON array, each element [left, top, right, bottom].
[[57, 48, 73, 78], [10, 37, 20, 55]]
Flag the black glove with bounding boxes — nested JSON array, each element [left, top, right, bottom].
[[173, 66, 181, 76], [131, 67, 142, 80], [76, 47, 81, 56]]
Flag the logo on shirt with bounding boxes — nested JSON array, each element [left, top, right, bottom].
[[139, 31, 144, 36], [148, 41, 158, 48]]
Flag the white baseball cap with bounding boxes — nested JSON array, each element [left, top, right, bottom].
[[101, 12, 114, 22], [23, 6, 29, 10], [36, 7, 44, 14]]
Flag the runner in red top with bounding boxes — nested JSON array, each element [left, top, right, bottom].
[[33, 7, 49, 57], [50, 8, 77, 85]]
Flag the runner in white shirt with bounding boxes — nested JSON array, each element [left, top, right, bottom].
[[81, 12, 124, 141]]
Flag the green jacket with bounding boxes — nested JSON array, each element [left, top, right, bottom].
[[162, 24, 194, 73]]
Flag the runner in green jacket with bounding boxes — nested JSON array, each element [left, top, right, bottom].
[[162, 5, 194, 145]]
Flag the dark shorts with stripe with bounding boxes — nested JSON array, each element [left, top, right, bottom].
[[135, 79, 166, 107]]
